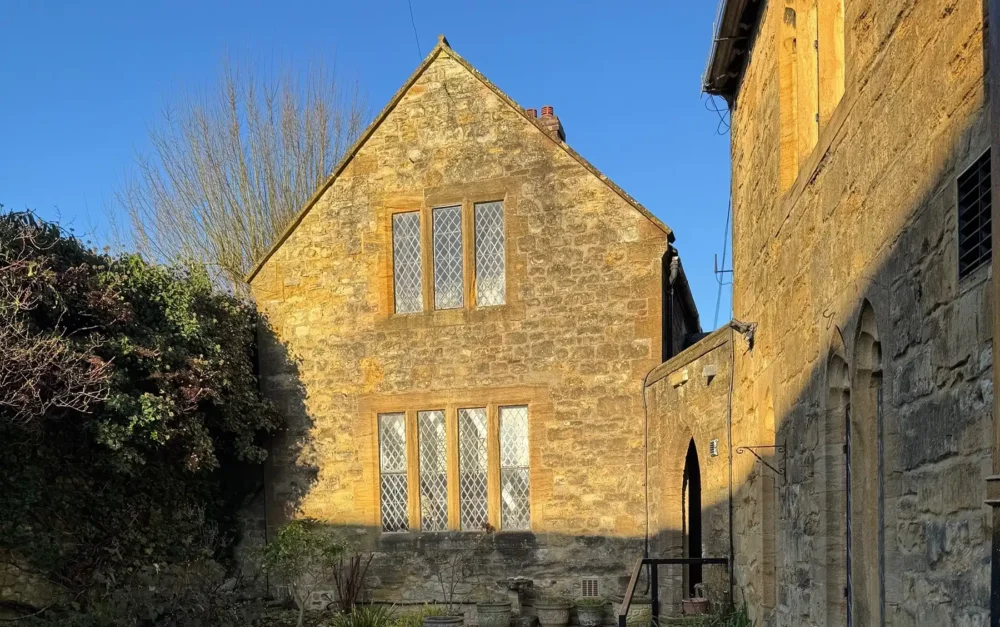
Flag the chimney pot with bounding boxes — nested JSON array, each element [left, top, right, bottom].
[[526, 108, 538, 118], [537, 105, 565, 142]]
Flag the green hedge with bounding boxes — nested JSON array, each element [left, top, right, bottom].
[[0, 211, 281, 593]]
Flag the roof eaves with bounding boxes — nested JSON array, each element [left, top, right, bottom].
[[702, 0, 765, 100], [441, 47, 674, 241], [246, 36, 675, 283]]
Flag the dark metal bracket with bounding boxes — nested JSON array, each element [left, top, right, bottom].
[[736, 441, 787, 480]]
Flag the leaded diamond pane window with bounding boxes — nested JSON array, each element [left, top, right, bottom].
[[499, 406, 530, 530], [418, 410, 448, 531], [433, 206, 464, 310], [392, 212, 423, 313], [475, 201, 506, 307], [378, 413, 409, 532], [459, 408, 489, 531]]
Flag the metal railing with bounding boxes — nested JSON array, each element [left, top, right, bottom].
[[617, 556, 730, 627]]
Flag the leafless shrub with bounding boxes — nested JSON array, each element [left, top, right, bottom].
[[116, 57, 369, 291]]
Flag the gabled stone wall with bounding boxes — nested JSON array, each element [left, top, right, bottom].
[[250, 46, 679, 605]]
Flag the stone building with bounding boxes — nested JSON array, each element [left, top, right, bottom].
[[659, 0, 994, 624], [251, 1, 996, 622], [247, 36, 701, 609]]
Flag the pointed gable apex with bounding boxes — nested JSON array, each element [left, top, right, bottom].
[[246, 36, 673, 283]]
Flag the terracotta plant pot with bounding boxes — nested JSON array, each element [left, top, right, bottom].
[[424, 615, 465, 627], [681, 598, 710, 616], [535, 601, 572, 627], [682, 583, 710, 616], [612, 596, 652, 627], [477, 602, 512, 627], [576, 603, 606, 627]]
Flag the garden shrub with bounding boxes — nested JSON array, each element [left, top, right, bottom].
[[0, 210, 281, 609]]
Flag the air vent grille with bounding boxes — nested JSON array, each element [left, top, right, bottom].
[[581, 577, 600, 598], [958, 150, 992, 278]]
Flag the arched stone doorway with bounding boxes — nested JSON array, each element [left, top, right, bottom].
[[682, 439, 703, 597]]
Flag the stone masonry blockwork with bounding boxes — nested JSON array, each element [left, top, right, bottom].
[[708, 0, 994, 624], [249, 45, 682, 604]]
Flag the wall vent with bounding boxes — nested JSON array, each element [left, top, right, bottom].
[[581, 577, 600, 598], [709, 439, 720, 457], [958, 149, 992, 279]]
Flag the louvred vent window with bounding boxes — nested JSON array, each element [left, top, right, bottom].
[[958, 150, 992, 279]]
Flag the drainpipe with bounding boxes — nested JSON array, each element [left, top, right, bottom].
[[988, 2, 1000, 625], [664, 248, 680, 361]]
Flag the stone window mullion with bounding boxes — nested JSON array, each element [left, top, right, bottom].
[[405, 410, 421, 531], [446, 406, 461, 530], [462, 201, 475, 310], [486, 403, 501, 530], [420, 206, 434, 312]]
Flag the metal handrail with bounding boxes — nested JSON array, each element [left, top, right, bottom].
[[617, 556, 730, 627]]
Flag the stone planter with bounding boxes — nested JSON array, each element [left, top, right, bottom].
[[535, 601, 572, 627], [477, 602, 513, 627], [576, 603, 606, 627], [424, 615, 465, 627], [612, 596, 652, 627]]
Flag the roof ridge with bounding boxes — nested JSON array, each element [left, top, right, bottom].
[[245, 37, 672, 283]]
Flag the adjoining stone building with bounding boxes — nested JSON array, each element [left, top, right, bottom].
[[670, 0, 994, 624], [250, 1, 996, 622], [247, 37, 702, 609]]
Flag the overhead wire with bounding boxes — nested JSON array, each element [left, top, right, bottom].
[[713, 195, 733, 329], [406, 0, 422, 60], [704, 94, 732, 136]]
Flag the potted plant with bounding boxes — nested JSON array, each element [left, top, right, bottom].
[[681, 583, 710, 616], [471, 525, 510, 627], [423, 606, 466, 627], [477, 597, 513, 627], [576, 598, 607, 627], [259, 519, 347, 627], [611, 594, 652, 627], [535, 596, 573, 627]]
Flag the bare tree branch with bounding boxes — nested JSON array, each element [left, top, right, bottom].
[[116, 56, 369, 292]]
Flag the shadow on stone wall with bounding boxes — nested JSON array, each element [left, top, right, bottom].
[[659, 77, 994, 625], [249, 45, 994, 622], [237, 318, 318, 578]]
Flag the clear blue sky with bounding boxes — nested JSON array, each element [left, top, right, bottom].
[[0, 1, 733, 328]]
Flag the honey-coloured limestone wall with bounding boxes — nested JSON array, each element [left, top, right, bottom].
[[719, 0, 993, 625], [646, 328, 734, 616], [249, 43, 685, 603]]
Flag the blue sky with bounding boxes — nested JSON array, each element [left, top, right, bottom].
[[0, 1, 732, 327]]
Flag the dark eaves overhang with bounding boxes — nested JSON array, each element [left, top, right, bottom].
[[702, 0, 766, 102]]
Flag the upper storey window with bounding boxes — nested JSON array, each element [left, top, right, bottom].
[[779, 0, 845, 192], [433, 206, 465, 310], [391, 200, 506, 314], [392, 212, 424, 313], [475, 201, 506, 307]]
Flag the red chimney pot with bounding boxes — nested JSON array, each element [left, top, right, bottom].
[[526, 108, 538, 118], [541, 105, 555, 116]]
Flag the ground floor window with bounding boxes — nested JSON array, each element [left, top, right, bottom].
[[377, 404, 530, 533], [378, 413, 409, 532], [499, 406, 531, 530]]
